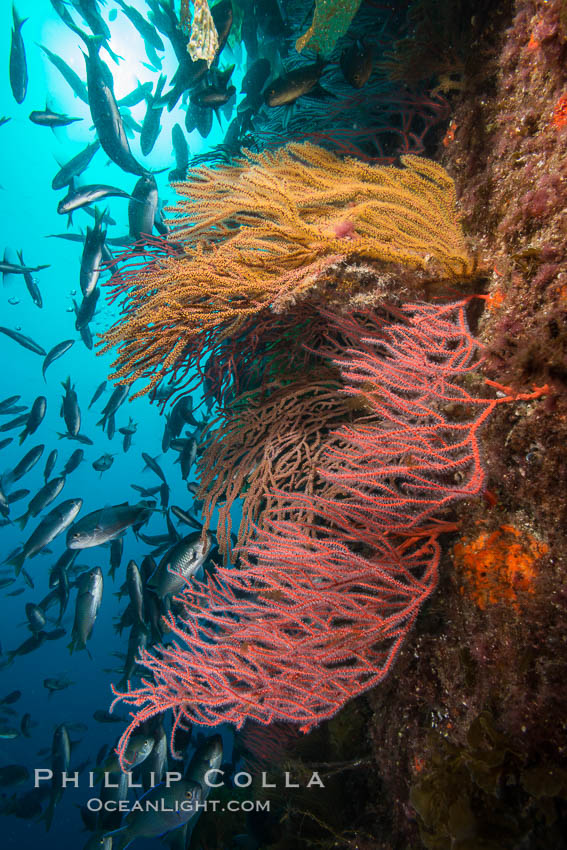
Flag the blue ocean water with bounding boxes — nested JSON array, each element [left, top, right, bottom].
[[0, 2, 240, 846]]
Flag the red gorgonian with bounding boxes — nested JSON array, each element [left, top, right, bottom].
[[111, 299, 546, 766]]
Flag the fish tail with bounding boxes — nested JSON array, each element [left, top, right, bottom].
[[40, 797, 55, 832], [8, 550, 25, 576], [92, 205, 105, 230], [156, 73, 167, 97], [15, 512, 28, 530], [12, 5, 28, 31], [66, 639, 75, 654]]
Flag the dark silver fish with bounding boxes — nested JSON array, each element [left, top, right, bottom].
[[80, 206, 106, 297], [42, 723, 71, 831], [92, 453, 114, 473], [0, 413, 28, 432], [93, 709, 126, 724], [74, 0, 112, 42], [97, 384, 128, 430], [187, 733, 223, 798], [0, 254, 49, 279], [58, 431, 93, 446], [265, 58, 326, 107], [66, 501, 152, 549], [16, 249, 43, 308], [74, 286, 100, 330], [79, 32, 146, 176], [68, 566, 103, 654], [141, 719, 167, 791], [170, 504, 202, 529], [128, 174, 158, 242], [9, 5, 28, 104], [61, 448, 83, 476], [4, 443, 44, 485], [192, 82, 236, 108], [38, 43, 88, 103], [19, 395, 46, 444], [43, 676, 74, 696], [16, 476, 66, 529], [97, 733, 154, 778], [118, 81, 153, 108], [80, 323, 93, 348], [340, 39, 374, 89], [126, 559, 145, 629], [116, 0, 165, 52], [118, 417, 136, 453], [0, 395, 21, 412], [25, 602, 46, 633], [108, 535, 123, 580], [0, 764, 29, 787], [149, 531, 211, 598], [176, 437, 197, 481], [60, 377, 81, 436], [44, 448, 57, 481], [169, 122, 189, 181], [0, 480, 9, 519], [0, 326, 46, 355], [58, 183, 132, 215], [42, 340, 74, 381], [106, 779, 201, 847], [141, 452, 166, 484], [88, 380, 106, 409], [140, 74, 166, 155], [29, 108, 82, 128], [8, 498, 82, 574], [52, 140, 100, 190], [117, 623, 147, 691], [6, 487, 29, 504], [20, 713, 33, 738]]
